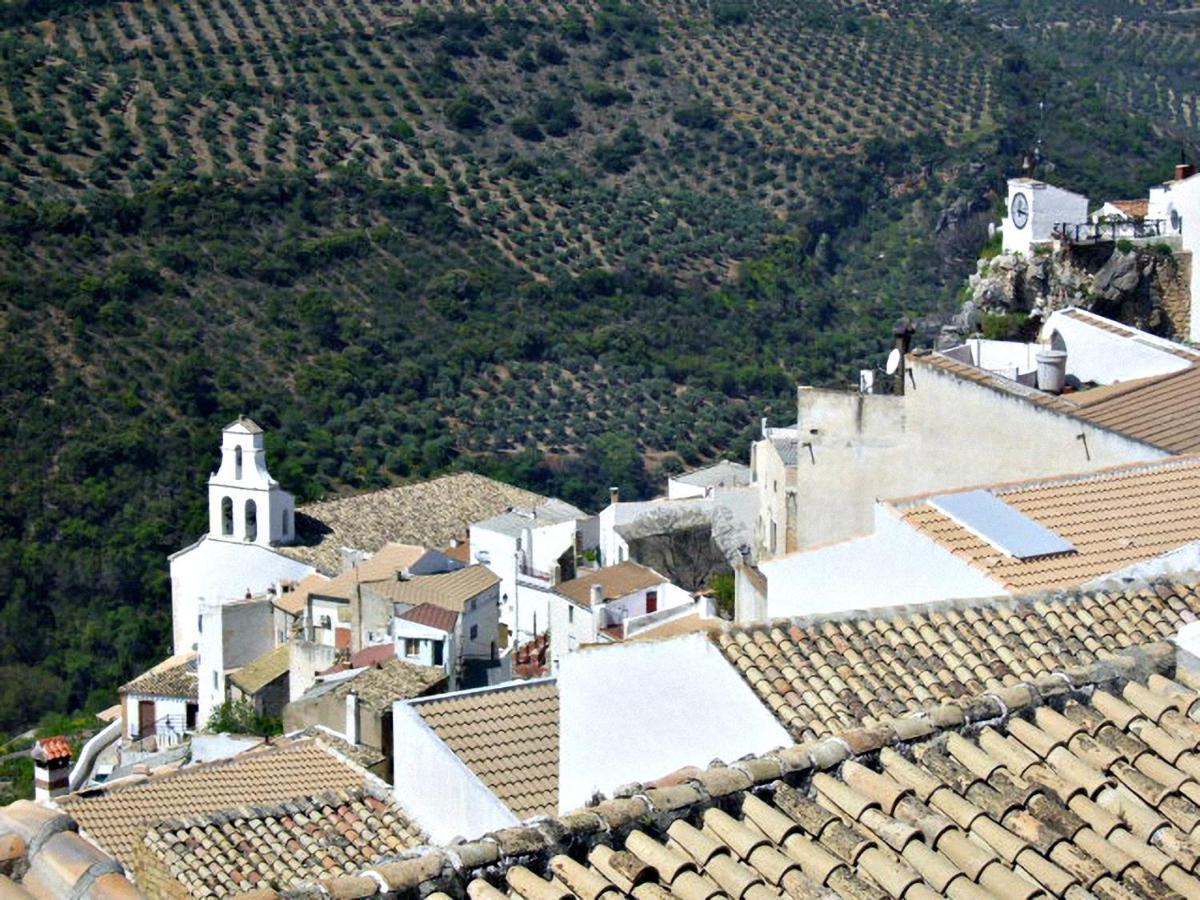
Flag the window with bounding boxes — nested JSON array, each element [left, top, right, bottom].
[[244, 499, 257, 542], [770, 520, 778, 554], [432, 642, 444, 666], [404, 638, 420, 657], [197, 614, 203, 634], [186, 703, 198, 731], [470, 624, 478, 640], [568, 606, 574, 624], [646, 590, 658, 614], [221, 497, 233, 536], [234, 445, 243, 480], [282, 509, 291, 537]]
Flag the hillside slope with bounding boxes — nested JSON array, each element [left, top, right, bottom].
[[0, 0, 1191, 734]]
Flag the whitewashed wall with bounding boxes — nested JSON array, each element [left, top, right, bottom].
[[556, 634, 789, 811]]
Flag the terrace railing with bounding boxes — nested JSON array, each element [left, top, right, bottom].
[[1054, 220, 1167, 244]]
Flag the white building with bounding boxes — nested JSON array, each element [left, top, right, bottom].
[[390, 633, 788, 842], [469, 499, 591, 646], [751, 456, 1200, 620], [547, 561, 694, 663], [169, 419, 313, 655], [667, 460, 751, 499], [1002, 177, 1089, 256]]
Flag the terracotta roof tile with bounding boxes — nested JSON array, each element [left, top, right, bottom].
[[399, 602, 460, 633], [227, 644, 290, 696], [555, 562, 665, 607], [57, 741, 370, 869], [287, 658, 1200, 900], [412, 680, 558, 820], [374, 565, 499, 612], [140, 788, 425, 897], [281, 474, 547, 573], [120, 653, 198, 701], [898, 457, 1200, 592], [717, 579, 1200, 741]]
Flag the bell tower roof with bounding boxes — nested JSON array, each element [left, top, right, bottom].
[[224, 416, 264, 435]]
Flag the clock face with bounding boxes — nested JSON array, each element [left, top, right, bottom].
[[1011, 192, 1029, 229]]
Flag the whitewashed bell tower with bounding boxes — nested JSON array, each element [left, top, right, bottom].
[[207, 417, 295, 546]]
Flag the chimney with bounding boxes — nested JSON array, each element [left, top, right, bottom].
[[1176, 149, 1195, 182], [892, 318, 914, 396], [609, 486, 619, 506], [32, 737, 72, 803], [344, 690, 359, 744], [590, 583, 604, 607]]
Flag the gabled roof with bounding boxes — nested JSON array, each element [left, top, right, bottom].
[[472, 499, 587, 537], [289, 642, 1200, 900], [718, 578, 1200, 741], [305, 657, 445, 711], [896, 457, 1200, 592], [410, 680, 559, 819], [56, 740, 372, 869], [672, 459, 752, 489], [1106, 198, 1150, 217], [379, 564, 499, 612], [227, 644, 290, 696], [352, 542, 434, 582], [272, 571, 330, 616], [1072, 364, 1200, 453], [142, 787, 425, 897], [555, 561, 667, 607], [398, 602, 460, 632], [223, 415, 262, 434], [280, 473, 548, 574], [121, 653, 198, 701]]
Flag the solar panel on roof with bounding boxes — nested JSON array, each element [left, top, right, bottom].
[[929, 489, 1075, 560]]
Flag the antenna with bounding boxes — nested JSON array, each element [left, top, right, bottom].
[[1034, 96, 1046, 169], [885, 348, 901, 375]]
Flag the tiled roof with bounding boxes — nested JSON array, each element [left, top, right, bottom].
[[673, 459, 752, 489], [718, 580, 1200, 740], [140, 788, 425, 897], [473, 499, 587, 537], [272, 572, 330, 616], [629, 612, 723, 642], [555, 561, 665, 607], [281, 473, 547, 573], [319, 642, 399, 674], [312, 657, 445, 711], [1056, 308, 1200, 362], [1108, 198, 1150, 217], [0, 800, 141, 898], [910, 350, 1079, 415], [898, 457, 1200, 592], [411, 680, 558, 820], [352, 542, 433, 582], [1072, 365, 1200, 452], [31, 736, 71, 763], [224, 416, 262, 434], [772, 438, 799, 466], [291, 643, 1200, 900], [378, 565, 500, 612], [398, 602, 460, 633], [121, 653, 198, 701], [227, 644, 290, 696], [57, 740, 370, 869]]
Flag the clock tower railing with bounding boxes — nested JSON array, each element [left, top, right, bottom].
[[1053, 219, 1166, 245]]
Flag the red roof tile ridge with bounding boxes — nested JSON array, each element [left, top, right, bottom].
[[407, 676, 558, 708]]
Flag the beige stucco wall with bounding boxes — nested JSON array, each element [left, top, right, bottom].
[[750, 439, 797, 559], [787, 368, 1168, 550]]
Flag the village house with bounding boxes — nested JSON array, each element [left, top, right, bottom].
[[546, 560, 697, 662], [391, 633, 788, 842], [226, 643, 290, 720], [752, 307, 1198, 569], [468, 499, 593, 648], [746, 454, 1200, 620], [283, 656, 445, 778], [118, 653, 199, 750]]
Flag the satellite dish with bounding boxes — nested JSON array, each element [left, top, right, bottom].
[[885, 348, 901, 375]]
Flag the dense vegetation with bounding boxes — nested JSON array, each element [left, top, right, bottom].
[[0, 0, 1193, 734]]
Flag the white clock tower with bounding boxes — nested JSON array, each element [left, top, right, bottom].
[[207, 417, 296, 546]]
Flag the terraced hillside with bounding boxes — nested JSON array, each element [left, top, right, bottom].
[[973, 0, 1200, 141], [0, 0, 1190, 735], [1, 0, 997, 279]]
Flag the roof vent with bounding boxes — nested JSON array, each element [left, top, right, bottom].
[[930, 489, 1075, 560]]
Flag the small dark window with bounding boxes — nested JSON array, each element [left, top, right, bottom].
[[221, 497, 233, 536], [646, 591, 658, 614], [432, 642, 444, 666], [568, 606, 574, 623], [234, 445, 243, 480], [470, 624, 479, 640], [186, 703, 199, 730], [245, 499, 257, 542]]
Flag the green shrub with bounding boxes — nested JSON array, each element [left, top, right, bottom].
[[1116, 238, 1134, 253], [981, 312, 1030, 341]]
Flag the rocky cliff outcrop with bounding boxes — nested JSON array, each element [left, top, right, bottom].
[[942, 241, 1191, 347]]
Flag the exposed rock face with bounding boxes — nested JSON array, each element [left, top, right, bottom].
[[941, 242, 1191, 347]]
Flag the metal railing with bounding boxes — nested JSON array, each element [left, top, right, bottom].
[[128, 714, 188, 751], [1054, 219, 1167, 244]]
